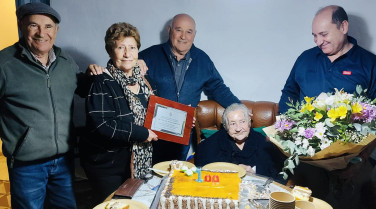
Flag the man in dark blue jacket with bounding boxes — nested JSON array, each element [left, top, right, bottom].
[[139, 14, 240, 163]]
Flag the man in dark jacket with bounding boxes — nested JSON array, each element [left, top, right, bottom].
[[0, 3, 82, 208], [139, 14, 240, 163], [195, 103, 285, 184]]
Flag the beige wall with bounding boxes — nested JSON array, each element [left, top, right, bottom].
[[0, 0, 18, 50], [53, 0, 376, 102], [0, 0, 16, 181]]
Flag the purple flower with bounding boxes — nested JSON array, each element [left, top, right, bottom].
[[304, 128, 316, 139], [352, 103, 376, 123], [275, 119, 296, 132], [361, 103, 376, 122]]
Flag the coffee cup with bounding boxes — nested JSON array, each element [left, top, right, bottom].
[[269, 191, 295, 209]]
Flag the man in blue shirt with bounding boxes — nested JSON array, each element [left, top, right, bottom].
[[139, 14, 240, 164], [278, 5, 376, 207], [279, 5, 376, 114]]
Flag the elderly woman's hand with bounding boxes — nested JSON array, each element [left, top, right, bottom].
[[239, 164, 256, 175], [145, 129, 158, 142], [87, 64, 105, 75]]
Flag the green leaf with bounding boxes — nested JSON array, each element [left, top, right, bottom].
[[356, 85, 363, 95], [280, 171, 289, 180], [325, 118, 334, 127], [294, 155, 300, 165]]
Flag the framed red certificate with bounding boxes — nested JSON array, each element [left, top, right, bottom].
[[144, 95, 195, 145]]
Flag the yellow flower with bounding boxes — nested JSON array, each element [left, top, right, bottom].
[[337, 105, 348, 119], [314, 112, 323, 121], [306, 103, 315, 112], [304, 96, 314, 104], [351, 102, 363, 114], [300, 97, 315, 112], [327, 108, 338, 121], [300, 102, 315, 113]]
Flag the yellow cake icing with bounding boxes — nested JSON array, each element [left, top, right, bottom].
[[158, 169, 241, 209], [171, 170, 240, 200]]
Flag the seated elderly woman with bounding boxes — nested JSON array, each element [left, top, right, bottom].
[[195, 103, 285, 183], [79, 22, 158, 202]]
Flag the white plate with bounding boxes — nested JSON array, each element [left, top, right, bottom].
[[310, 197, 333, 209], [152, 161, 195, 176], [93, 199, 148, 209], [203, 162, 246, 178]]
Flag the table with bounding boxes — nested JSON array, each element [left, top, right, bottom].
[[105, 173, 291, 208], [104, 172, 334, 209]]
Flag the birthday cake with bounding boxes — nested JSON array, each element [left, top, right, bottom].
[[292, 186, 312, 201], [158, 169, 241, 209]]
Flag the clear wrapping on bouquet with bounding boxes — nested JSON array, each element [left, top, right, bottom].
[[263, 125, 376, 171]]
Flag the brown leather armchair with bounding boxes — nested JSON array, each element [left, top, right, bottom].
[[194, 100, 279, 143]]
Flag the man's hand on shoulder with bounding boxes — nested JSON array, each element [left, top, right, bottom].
[[87, 64, 105, 76], [138, 59, 148, 75]]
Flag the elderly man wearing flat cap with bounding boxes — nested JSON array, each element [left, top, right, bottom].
[[0, 3, 83, 208]]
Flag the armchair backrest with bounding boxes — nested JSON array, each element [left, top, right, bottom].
[[194, 100, 279, 143]]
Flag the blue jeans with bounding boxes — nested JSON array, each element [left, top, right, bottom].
[[7, 155, 77, 209]]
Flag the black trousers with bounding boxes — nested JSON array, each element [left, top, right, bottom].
[[79, 142, 131, 203]]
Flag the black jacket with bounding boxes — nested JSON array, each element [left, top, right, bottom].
[[195, 128, 286, 183]]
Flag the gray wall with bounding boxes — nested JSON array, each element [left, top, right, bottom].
[[52, 0, 376, 103]]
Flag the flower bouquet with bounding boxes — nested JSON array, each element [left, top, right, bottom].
[[264, 86, 376, 179]]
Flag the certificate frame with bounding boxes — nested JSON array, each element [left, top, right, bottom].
[[144, 95, 195, 145]]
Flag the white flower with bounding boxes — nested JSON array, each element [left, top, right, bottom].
[[314, 132, 325, 140], [298, 127, 305, 136], [307, 146, 316, 157], [315, 122, 326, 131], [325, 96, 335, 106], [295, 137, 303, 146], [302, 139, 309, 149], [316, 92, 329, 101], [314, 122, 327, 140], [320, 139, 332, 150], [314, 93, 329, 110], [332, 89, 353, 106]]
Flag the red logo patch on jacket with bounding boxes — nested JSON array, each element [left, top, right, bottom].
[[343, 71, 352, 75]]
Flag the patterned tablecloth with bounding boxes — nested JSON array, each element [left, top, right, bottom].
[[132, 175, 163, 208]]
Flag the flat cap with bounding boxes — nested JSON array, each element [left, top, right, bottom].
[[16, 2, 61, 23]]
